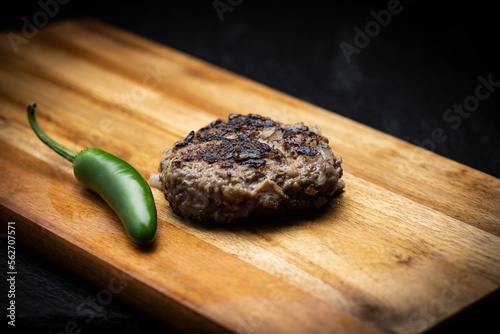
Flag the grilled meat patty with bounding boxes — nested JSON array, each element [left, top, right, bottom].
[[150, 114, 344, 223]]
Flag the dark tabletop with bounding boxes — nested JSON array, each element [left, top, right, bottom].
[[1, 1, 499, 333]]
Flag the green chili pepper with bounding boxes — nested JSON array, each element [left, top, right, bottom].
[[27, 103, 157, 245]]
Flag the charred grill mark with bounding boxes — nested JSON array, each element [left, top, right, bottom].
[[174, 130, 195, 149], [173, 114, 321, 166], [296, 145, 317, 156], [197, 146, 219, 163], [282, 125, 320, 156], [248, 114, 264, 120], [174, 141, 189, 148], [196, 133, 227, 142], [197, 138, 272, 167], [211, 119, 223, 126], [203, 114, 280, 133], [185, 130, 195, 142], [283, 126, 317, 139]]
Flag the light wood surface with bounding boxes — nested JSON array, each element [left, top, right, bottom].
[[1, 19, 499, 333]]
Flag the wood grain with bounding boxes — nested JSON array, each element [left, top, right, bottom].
[[1, 19, 499, 333]]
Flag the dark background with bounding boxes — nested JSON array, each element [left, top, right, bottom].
[[1, 0, 499, 333]]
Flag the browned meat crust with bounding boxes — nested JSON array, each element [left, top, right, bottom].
[[151, 114, 344, 223]]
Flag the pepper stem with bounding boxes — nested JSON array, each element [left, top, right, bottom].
[[27, 103, 78, 163]]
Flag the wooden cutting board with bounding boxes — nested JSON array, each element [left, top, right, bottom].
[[1, 19, 499, 333]]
